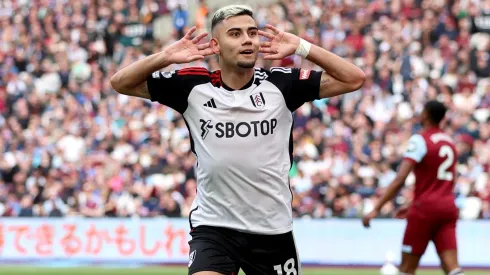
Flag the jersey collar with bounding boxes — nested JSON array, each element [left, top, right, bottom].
[[220, 72, 254, 92]]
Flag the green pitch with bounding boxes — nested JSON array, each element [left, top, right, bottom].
[[0, 267, 488, 275]]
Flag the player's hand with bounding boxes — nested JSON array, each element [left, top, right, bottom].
[[362, 210, 379, 228], [394, 204, 410, 219], [165, 26, 214, 64], [258, 24, 301, 60]]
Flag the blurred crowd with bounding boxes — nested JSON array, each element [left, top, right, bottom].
[[0, 0, 489, 220]]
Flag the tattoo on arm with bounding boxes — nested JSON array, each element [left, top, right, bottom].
[[134, 81, 151, 99], [319, 71, 362, 98], [320, 72, 331, 88]]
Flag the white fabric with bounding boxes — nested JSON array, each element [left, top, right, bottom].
[[403, 134, 427, 163], [295, 38, 312, 58]]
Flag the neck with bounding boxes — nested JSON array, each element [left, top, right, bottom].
[[423, 123, 439, 130], [219, 63, 254, 90]]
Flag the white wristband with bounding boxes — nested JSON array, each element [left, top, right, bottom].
[[295, 38, 312, 58]]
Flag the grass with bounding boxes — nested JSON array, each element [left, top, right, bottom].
[[0, 267, 488, 275]]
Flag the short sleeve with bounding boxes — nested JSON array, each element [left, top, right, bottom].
[[268, 67, 322, 112], [147, 68, 210, 114], [403, 134, 427, 163]]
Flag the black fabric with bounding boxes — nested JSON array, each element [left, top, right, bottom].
[[188, 226, 300, 275], [266, 67, 322, 112]]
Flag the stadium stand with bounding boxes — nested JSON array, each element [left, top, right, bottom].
[[0, 0, 489, 220]]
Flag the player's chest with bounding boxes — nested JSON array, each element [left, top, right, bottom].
[[188, 85, 287, 117], [186, 86, 292, 142]]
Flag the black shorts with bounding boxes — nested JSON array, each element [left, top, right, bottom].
[[188, 226, 301, 275]]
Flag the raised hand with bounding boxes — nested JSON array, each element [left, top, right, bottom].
[[165, 26, 214, 64], [258, 24, 301, 60]]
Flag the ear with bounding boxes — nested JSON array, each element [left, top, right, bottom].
[[210, 38, 220, 55]]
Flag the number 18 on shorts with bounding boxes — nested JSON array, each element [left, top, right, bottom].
[[188, 226, 301, 275], [273, 258, 298, 275]]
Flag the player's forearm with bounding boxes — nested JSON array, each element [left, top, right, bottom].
[[110, 51, 172, 93], [375, 180, 404, 212], [306, 45, 365, 86], [375, 160, 413, 212]]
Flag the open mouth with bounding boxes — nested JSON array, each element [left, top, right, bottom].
[[240, 50, 254, 55]]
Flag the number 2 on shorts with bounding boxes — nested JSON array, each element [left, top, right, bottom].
[[273, 258, 297, 275]]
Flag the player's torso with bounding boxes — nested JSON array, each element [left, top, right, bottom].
[[183, 69, 294, 234], [184, 71, 293, 173], [412, 129, 458, 215]]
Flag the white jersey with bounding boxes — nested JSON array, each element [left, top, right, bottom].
[[147, 67, 322, 234]]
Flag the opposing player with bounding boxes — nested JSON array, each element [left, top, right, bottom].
[[111, 4, 365, 275], [362, 101, 464, 275]]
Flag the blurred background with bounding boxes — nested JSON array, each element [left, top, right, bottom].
[[0, 0, 489, 273]]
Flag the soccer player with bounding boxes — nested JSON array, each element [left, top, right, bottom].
[[362, 101, 464, 275], [111, 5, 365, 275]]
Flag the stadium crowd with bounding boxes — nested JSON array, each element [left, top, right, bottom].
[[0, 0, 489, 220]]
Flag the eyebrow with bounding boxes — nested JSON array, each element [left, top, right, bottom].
[[226, 27, 258, 33]]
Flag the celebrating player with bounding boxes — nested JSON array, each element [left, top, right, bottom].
[[111, 4, 365, 275], [362, 101, 464, 275]]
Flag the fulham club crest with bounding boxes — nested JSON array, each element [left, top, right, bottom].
[[250, 92, 266, 109]]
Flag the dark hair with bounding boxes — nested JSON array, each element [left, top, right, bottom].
[[424, 100, 447, 125]]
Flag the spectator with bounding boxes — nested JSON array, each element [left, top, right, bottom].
[[195, 0, 209, 32], [18, 195, 34, 217], [172, 4, 188, 39]]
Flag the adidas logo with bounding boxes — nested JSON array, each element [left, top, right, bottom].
[[203, 98, 217, 108]]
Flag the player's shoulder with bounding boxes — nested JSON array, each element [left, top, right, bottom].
[[267, 67, 294, 74], [267, 66, 322, 81], [152, 67, 212, 80], [406, 133, 427, 152], [264, 66, 301, 78], [164, 67, 222, 88], [261, 67, 303, 86], [421, 129, 455, 146], [408, 132, 426, 142], [173, 67, 212, 78]]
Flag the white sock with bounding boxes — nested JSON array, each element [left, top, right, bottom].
[[448, 268, 464, 275]]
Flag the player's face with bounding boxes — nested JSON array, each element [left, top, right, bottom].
[[211, 15, 260, 69]]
